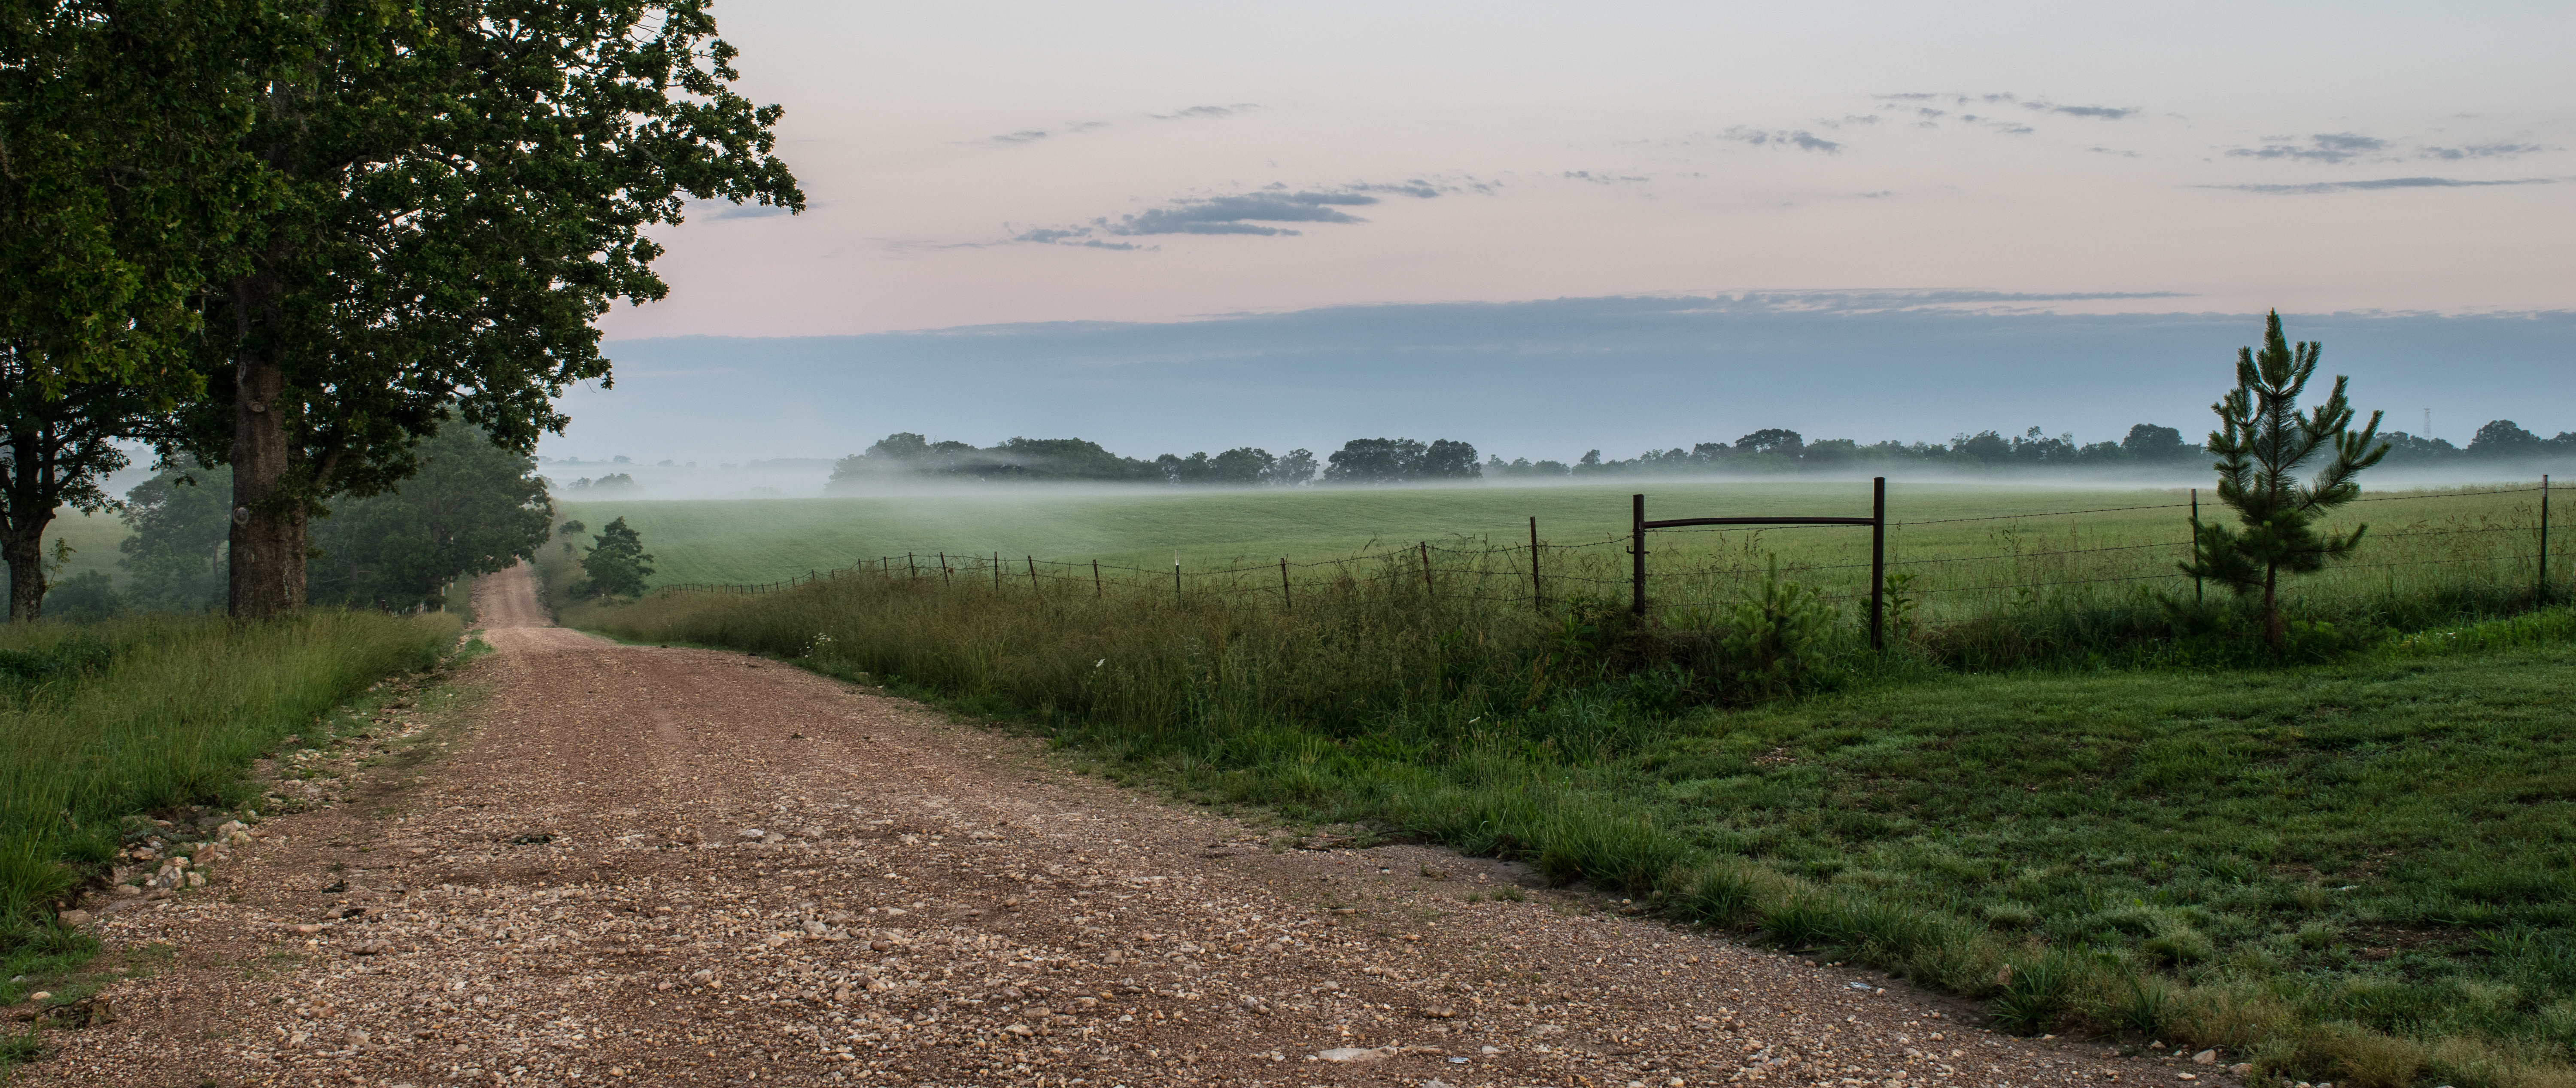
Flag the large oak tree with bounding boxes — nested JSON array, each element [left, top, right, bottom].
[[0, 0, 274, 619], [173, 1, 800, 617]]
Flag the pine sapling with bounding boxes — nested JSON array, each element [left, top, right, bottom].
[[2180, 311, 2389, 646]]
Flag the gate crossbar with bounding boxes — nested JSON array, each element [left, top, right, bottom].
[[1631, 477, 1889, 650]]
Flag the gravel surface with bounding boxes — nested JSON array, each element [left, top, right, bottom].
[[18, 565, 2247, 1088]]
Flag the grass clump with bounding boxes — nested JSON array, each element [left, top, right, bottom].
[[0, 611, 456, 967]]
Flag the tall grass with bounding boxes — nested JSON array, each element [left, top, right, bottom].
[[571, 555, 2576, 1088], [0, 612, 456, 945]]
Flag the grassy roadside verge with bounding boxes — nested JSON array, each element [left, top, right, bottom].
[[0, 612, 459, 978], [568, 568, 2576, 1088]]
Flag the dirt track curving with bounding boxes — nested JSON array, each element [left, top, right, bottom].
[[23, 564, 2230, 1088]]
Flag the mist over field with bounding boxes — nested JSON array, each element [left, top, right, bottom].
[[550, 298, 2576, 480]]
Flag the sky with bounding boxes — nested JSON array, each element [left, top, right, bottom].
[[547, 0, 2576, 465]]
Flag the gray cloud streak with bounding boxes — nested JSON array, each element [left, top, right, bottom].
[[1012, 182, 1446, 246], [2201, 176, 2557, 195], [2228, 133, 2387, 163], [1151, 104, 1258, 120], [1721, 126, 1843, 152]]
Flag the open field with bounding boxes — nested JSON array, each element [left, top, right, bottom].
[[565, 479, 2566, 629], [0, 511, 135, 600]]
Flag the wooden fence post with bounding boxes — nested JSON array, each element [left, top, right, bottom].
[[1093, 559, 1102, 598], [1529, 516, 1543, 612], [1028, 555, 1039, 592], [1420, 541, 1433, 596], [1631, 494, 1646, 617], [1280, 557, 1291, 611], [2542, 474, 2552, 602], [2190, 489, 2203, 605], [1869, 476, 1886, 652]]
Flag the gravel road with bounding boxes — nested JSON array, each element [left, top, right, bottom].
[[21, 564, 2237, 1088]]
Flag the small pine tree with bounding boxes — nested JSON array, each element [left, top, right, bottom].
[[580, 517, 655, 599], [2180, 311, 2389, 646]]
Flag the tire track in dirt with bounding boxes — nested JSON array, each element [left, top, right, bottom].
[[23, 564, 2234, 1088]]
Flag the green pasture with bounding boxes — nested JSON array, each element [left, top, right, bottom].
[[0, 511, 133, 599], [564, 479, 2563, 624]]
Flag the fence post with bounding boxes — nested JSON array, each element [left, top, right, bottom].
[[1027, 555, 1038, 592], [1420, 541, 1434, 596], [2542, 474, 2552, 602], [2190, 489, 2203, 605], [1280, 557, 1291, 611], [1529, 516, 1543, 613], [1870, 476, 1886, 652], [1173, 554, 1182, 603], [908, 553, 917, 580], [1093, 559, 1102, 598], [1631, 493, 1646, 617], [939, 553, 949, 586]]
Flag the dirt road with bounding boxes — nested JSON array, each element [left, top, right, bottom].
[[26, 565, 2212, 1088]]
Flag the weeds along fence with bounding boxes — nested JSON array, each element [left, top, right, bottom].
[[647, 480, 2564, 637]]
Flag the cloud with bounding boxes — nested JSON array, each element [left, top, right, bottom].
[[690, 200, 793, 221], [2228, 133, 2387, 163], [1987, 122, 2035, 136], [2419, 142, 2545, 160], [2200, 176, 2557, 195], [1346, 180, 1446, 198], [1012, 182, 1445, 246], [1720, 127, 1843, 153], [1562, 170, 1649, 185], [1874, 93, 2142, 125], [1151, 104, 1258, 120], [2022, 101, 2139, 120]]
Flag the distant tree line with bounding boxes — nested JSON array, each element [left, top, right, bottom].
[[829, 419, 2571, 490]]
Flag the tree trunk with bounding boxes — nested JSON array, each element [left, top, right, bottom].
[[228, 347, 305, 619], [2, 512, 47, 623], [2261, 564, 2284, 648], [2, 431, 55, 623]]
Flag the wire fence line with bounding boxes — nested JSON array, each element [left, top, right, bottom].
[[650, 483, 2563, 622]]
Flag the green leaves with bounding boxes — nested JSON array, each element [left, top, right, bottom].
[[163, 0, 803, 612], [579, 517, 655, 599], [2180, 312, 2391, 644]]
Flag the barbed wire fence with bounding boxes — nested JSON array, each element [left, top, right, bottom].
[[648, 480, 2562, 631]]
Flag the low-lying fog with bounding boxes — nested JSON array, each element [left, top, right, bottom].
[[544, 459, 2574, 503]]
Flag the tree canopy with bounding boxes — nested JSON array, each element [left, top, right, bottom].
[[579, 517, 654, 599], [308, 425, 553, 611], [153, 1, 801, 618]]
